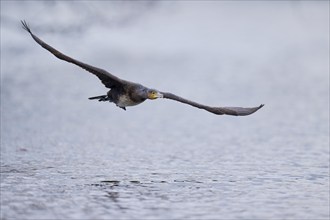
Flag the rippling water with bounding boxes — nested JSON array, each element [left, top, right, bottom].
[[1, 1, 329, 219]]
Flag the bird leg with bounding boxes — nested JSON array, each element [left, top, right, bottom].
[[117, 106, 126, 111]]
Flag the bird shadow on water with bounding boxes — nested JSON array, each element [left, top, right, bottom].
[[90, 180, 162, 209], [88, 178, 207, 211]]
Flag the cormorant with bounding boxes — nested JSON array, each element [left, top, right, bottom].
[[21, 20, 264, 116]]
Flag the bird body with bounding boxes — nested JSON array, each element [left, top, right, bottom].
[[21, 20, 264, 116], [107, 83, 149, 110]]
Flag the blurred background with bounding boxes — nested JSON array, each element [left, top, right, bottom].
[[1, 1, 329, 219]]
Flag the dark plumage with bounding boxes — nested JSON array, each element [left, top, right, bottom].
[[21, 20, 264, 116]]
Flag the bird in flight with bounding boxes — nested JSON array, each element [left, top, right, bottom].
[[21, 20, 263, 116]]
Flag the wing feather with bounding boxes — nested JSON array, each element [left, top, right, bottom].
[[162, 92, 264, 116], [21, 20, 123, 89]]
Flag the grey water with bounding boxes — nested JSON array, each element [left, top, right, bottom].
[[1, 1, 329, 219]]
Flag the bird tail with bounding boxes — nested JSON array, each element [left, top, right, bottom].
[[88, 95, 108, 101]]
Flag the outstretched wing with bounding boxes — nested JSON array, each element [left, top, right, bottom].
[[21, 20, 123, 89], [162, 92, 264, 116]]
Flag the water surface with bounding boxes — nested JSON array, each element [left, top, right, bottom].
[[1, 1, 329, 219]]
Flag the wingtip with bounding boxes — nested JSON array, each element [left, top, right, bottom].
[[243, 104, 264, 116], [21, 20, 32, 33], [237, 104, 264, 116]]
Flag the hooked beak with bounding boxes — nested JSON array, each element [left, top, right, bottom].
[[148, 91, 164, 99], [157, 92, 164, 98]]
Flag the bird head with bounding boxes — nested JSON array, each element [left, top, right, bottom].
[[147, 89, 163, 100]]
